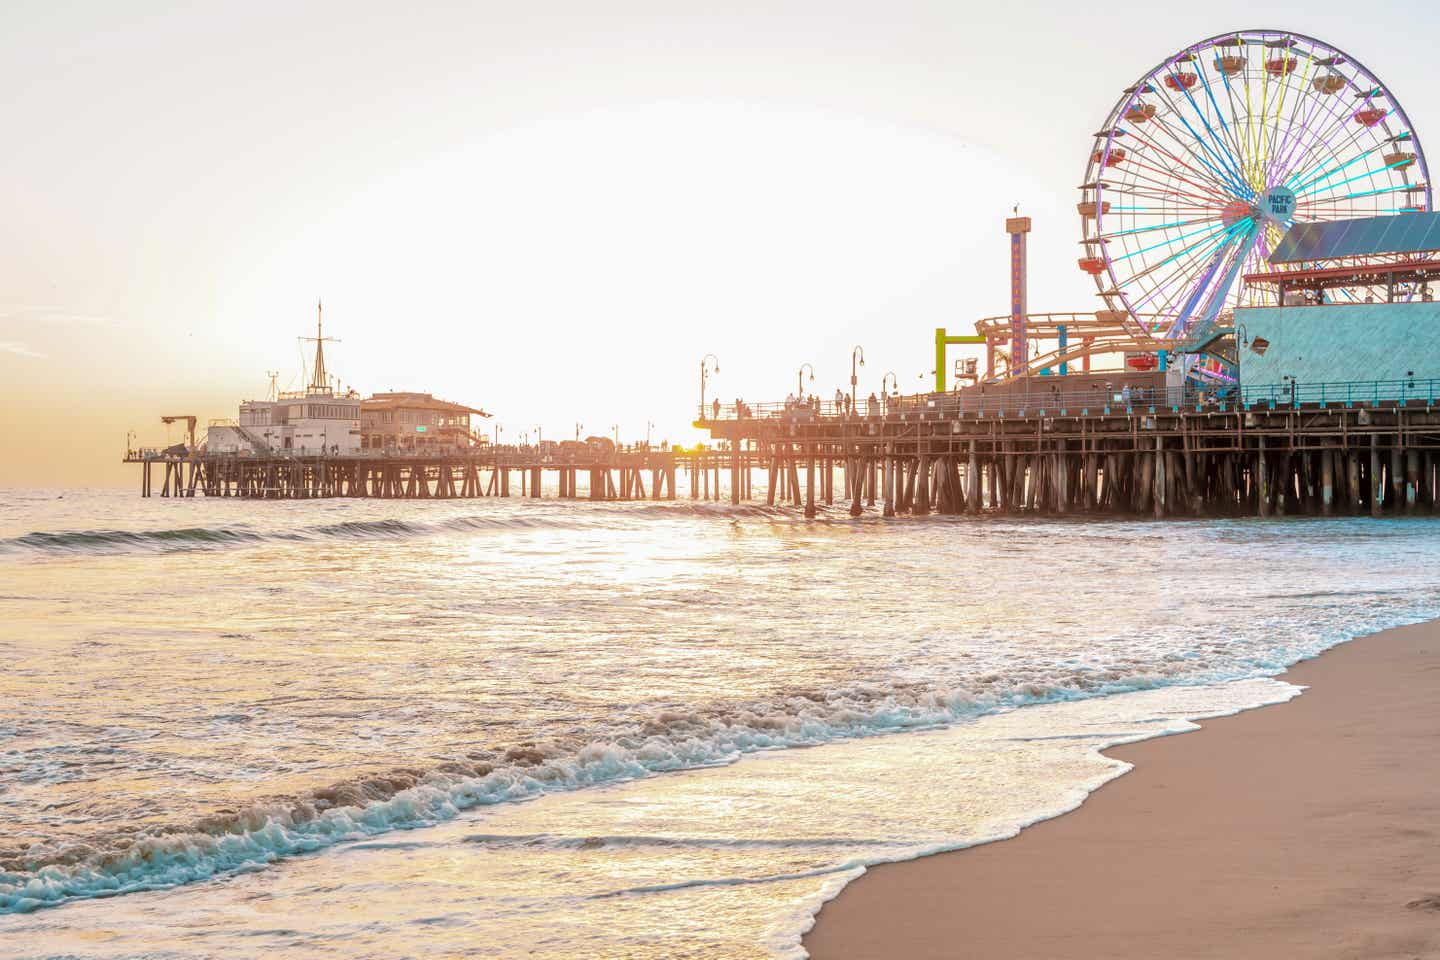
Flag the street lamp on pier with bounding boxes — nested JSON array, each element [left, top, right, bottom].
[[881, 371, 898, 414], [797, 362, 815, 399], [851, 346, 866, 407], [646, 421, 654, 448], [699, 354, 720, 420]]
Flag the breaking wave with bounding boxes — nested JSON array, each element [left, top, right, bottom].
[[0, 648, 1333, 916], [9, 527, 271, 552], [0, 502, 789, 558]]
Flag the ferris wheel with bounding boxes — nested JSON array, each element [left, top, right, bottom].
[[1079, 29, 1432, 343]]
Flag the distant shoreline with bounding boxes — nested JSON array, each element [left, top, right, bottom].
[[804, 619, 1440, 959]]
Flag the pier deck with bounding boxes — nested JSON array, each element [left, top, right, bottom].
[[124, 448, 758, 502], [127, 378, 1440, 518], [697, 382, 1440, 519]]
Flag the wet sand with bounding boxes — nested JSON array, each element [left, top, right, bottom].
[[804, 619, 1440, 959]]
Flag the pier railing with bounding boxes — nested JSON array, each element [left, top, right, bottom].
[[125, 442, 678, 465], [705, 388, 1196, 421], [1236, 377, 1440, 408], [702, 377, 1440, 423]]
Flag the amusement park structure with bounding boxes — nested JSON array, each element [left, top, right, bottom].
[[679, 28, 1440, 523], [935, 28, 1431, 393], [128, 28, 1440, 521]]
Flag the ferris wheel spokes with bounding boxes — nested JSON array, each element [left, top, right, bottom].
[[1136, 218, 1257, 335], [1152, 69, 1254, 197], [1081, 29, 1431, 341]]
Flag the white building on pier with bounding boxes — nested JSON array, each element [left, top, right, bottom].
[[207, 303, 362, 455]]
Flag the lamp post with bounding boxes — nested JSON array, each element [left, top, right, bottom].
[[797, 362, 815, 399], [575, 422, 583, 441], [700, 354, 720, 420], [881, 371, 898, 414], [612, 424, 619, 447], [851, 346, 865, 408], [646, 420, 654, 448], [494, 424, 502, 447], [535, 425, 543, 448]]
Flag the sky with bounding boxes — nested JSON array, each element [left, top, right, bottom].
[[2, 0, 1429, 486]]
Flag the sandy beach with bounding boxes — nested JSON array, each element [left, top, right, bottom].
[[804, 619, 1440, 959]]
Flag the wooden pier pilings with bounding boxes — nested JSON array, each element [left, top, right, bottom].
[[129, 451, 701, 502], [129, 400, 1440, 518], [704, 400, 1440, 519]]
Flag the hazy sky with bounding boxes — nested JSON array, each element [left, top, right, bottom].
[[3, 1, 1429, 486]]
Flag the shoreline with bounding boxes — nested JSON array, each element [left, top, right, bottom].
[[803, 619, 1440, 959]]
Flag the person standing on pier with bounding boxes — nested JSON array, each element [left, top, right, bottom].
[[834, 388, 844, 415]]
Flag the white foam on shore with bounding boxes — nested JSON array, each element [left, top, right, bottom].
[[764, 677, 1305, 959], [0, 665, 1314, 916], [0, 677, 1307, 960]]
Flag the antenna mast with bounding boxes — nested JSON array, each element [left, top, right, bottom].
[[301, 299, 340, 393]]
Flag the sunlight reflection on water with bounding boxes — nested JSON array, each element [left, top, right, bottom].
[[2, 489, 1438, 955]]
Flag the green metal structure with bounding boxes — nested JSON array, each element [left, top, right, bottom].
[[934, 327, 986, 393]]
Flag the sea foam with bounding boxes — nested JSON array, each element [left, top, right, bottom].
[[0, 658, 1328, 914]]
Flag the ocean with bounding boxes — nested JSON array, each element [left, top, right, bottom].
[[3, 486, 1439, 958]]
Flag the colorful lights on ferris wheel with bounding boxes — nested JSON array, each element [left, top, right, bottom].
[[1076, 30, 1431, 343]]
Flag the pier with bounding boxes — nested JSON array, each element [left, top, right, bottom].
[[124, 446, 764, 502], [128, 377, 1440, 519], [695, 379, 1440, 519]]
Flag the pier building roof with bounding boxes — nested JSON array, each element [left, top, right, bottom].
[[1246, 213, 1440, 301], [1269, 212, 1440, 264], [362, 392, 490, 417]]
